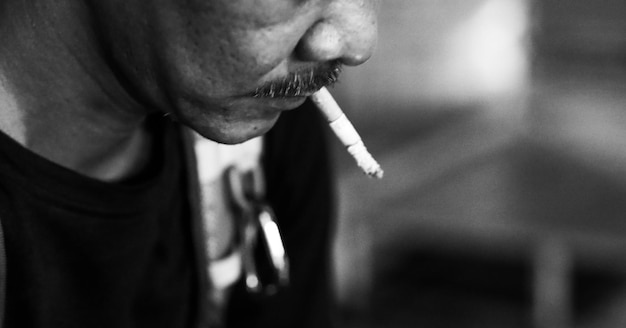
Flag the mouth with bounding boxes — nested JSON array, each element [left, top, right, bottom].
[[253, 95, 308, 111], [251, 61, 342, 98]]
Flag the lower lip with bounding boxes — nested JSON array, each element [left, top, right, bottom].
[[255, 96, 308, 111]]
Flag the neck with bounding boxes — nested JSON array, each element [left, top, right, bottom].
[[0, 0, 153, 181]]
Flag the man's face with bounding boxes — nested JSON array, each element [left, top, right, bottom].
[[89, 0, 378, 144]]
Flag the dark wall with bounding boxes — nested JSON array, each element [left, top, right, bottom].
[[533, 0, 626, 65]]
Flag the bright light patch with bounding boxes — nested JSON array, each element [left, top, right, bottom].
[[449, 0, 529, 96]]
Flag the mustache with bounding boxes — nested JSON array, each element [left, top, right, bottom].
[[252, 61, 342, 98]]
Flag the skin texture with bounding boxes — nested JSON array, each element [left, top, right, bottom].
[[0, 0, 378, 180]]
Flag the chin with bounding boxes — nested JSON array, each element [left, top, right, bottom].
[[180, 111, 280, 145], [168, 90, 292, 144]]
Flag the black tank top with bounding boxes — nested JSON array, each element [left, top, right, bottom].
[[0, 116, 196, 328]]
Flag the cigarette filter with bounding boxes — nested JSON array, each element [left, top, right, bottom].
[[311, 87, 384, 179]]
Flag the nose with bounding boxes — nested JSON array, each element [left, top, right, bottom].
[[295, 0, 378, 66]]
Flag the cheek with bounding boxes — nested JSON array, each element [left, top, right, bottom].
[[236, 32, 296, 73], [193, 28, 299, 93], [176, 24, 277, 90], [183, 0, 301, 27], [154, 1, 310, 98]]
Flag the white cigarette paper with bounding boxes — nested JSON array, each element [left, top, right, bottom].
[[311, 87, 384, 179]]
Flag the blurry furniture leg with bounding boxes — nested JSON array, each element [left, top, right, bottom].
[[532, 237, 572, 328], [334, 214, 373, 313]]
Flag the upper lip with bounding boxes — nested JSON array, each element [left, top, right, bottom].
[[251, 61, 342, 98]]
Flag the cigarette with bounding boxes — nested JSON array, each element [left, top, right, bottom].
[[310, 87, 384, 179]]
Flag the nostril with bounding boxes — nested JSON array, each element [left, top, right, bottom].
[[340, 22, 378, 66], [340, 51, 373, 67], [295, 17, 377, 67], [295, 21, 344, 63]]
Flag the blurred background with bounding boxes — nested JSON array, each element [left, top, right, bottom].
[[329, 0, 626, 327]]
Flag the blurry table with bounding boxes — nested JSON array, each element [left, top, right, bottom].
[[337, 115, 626, 328], [384, 140, 626, 327]]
